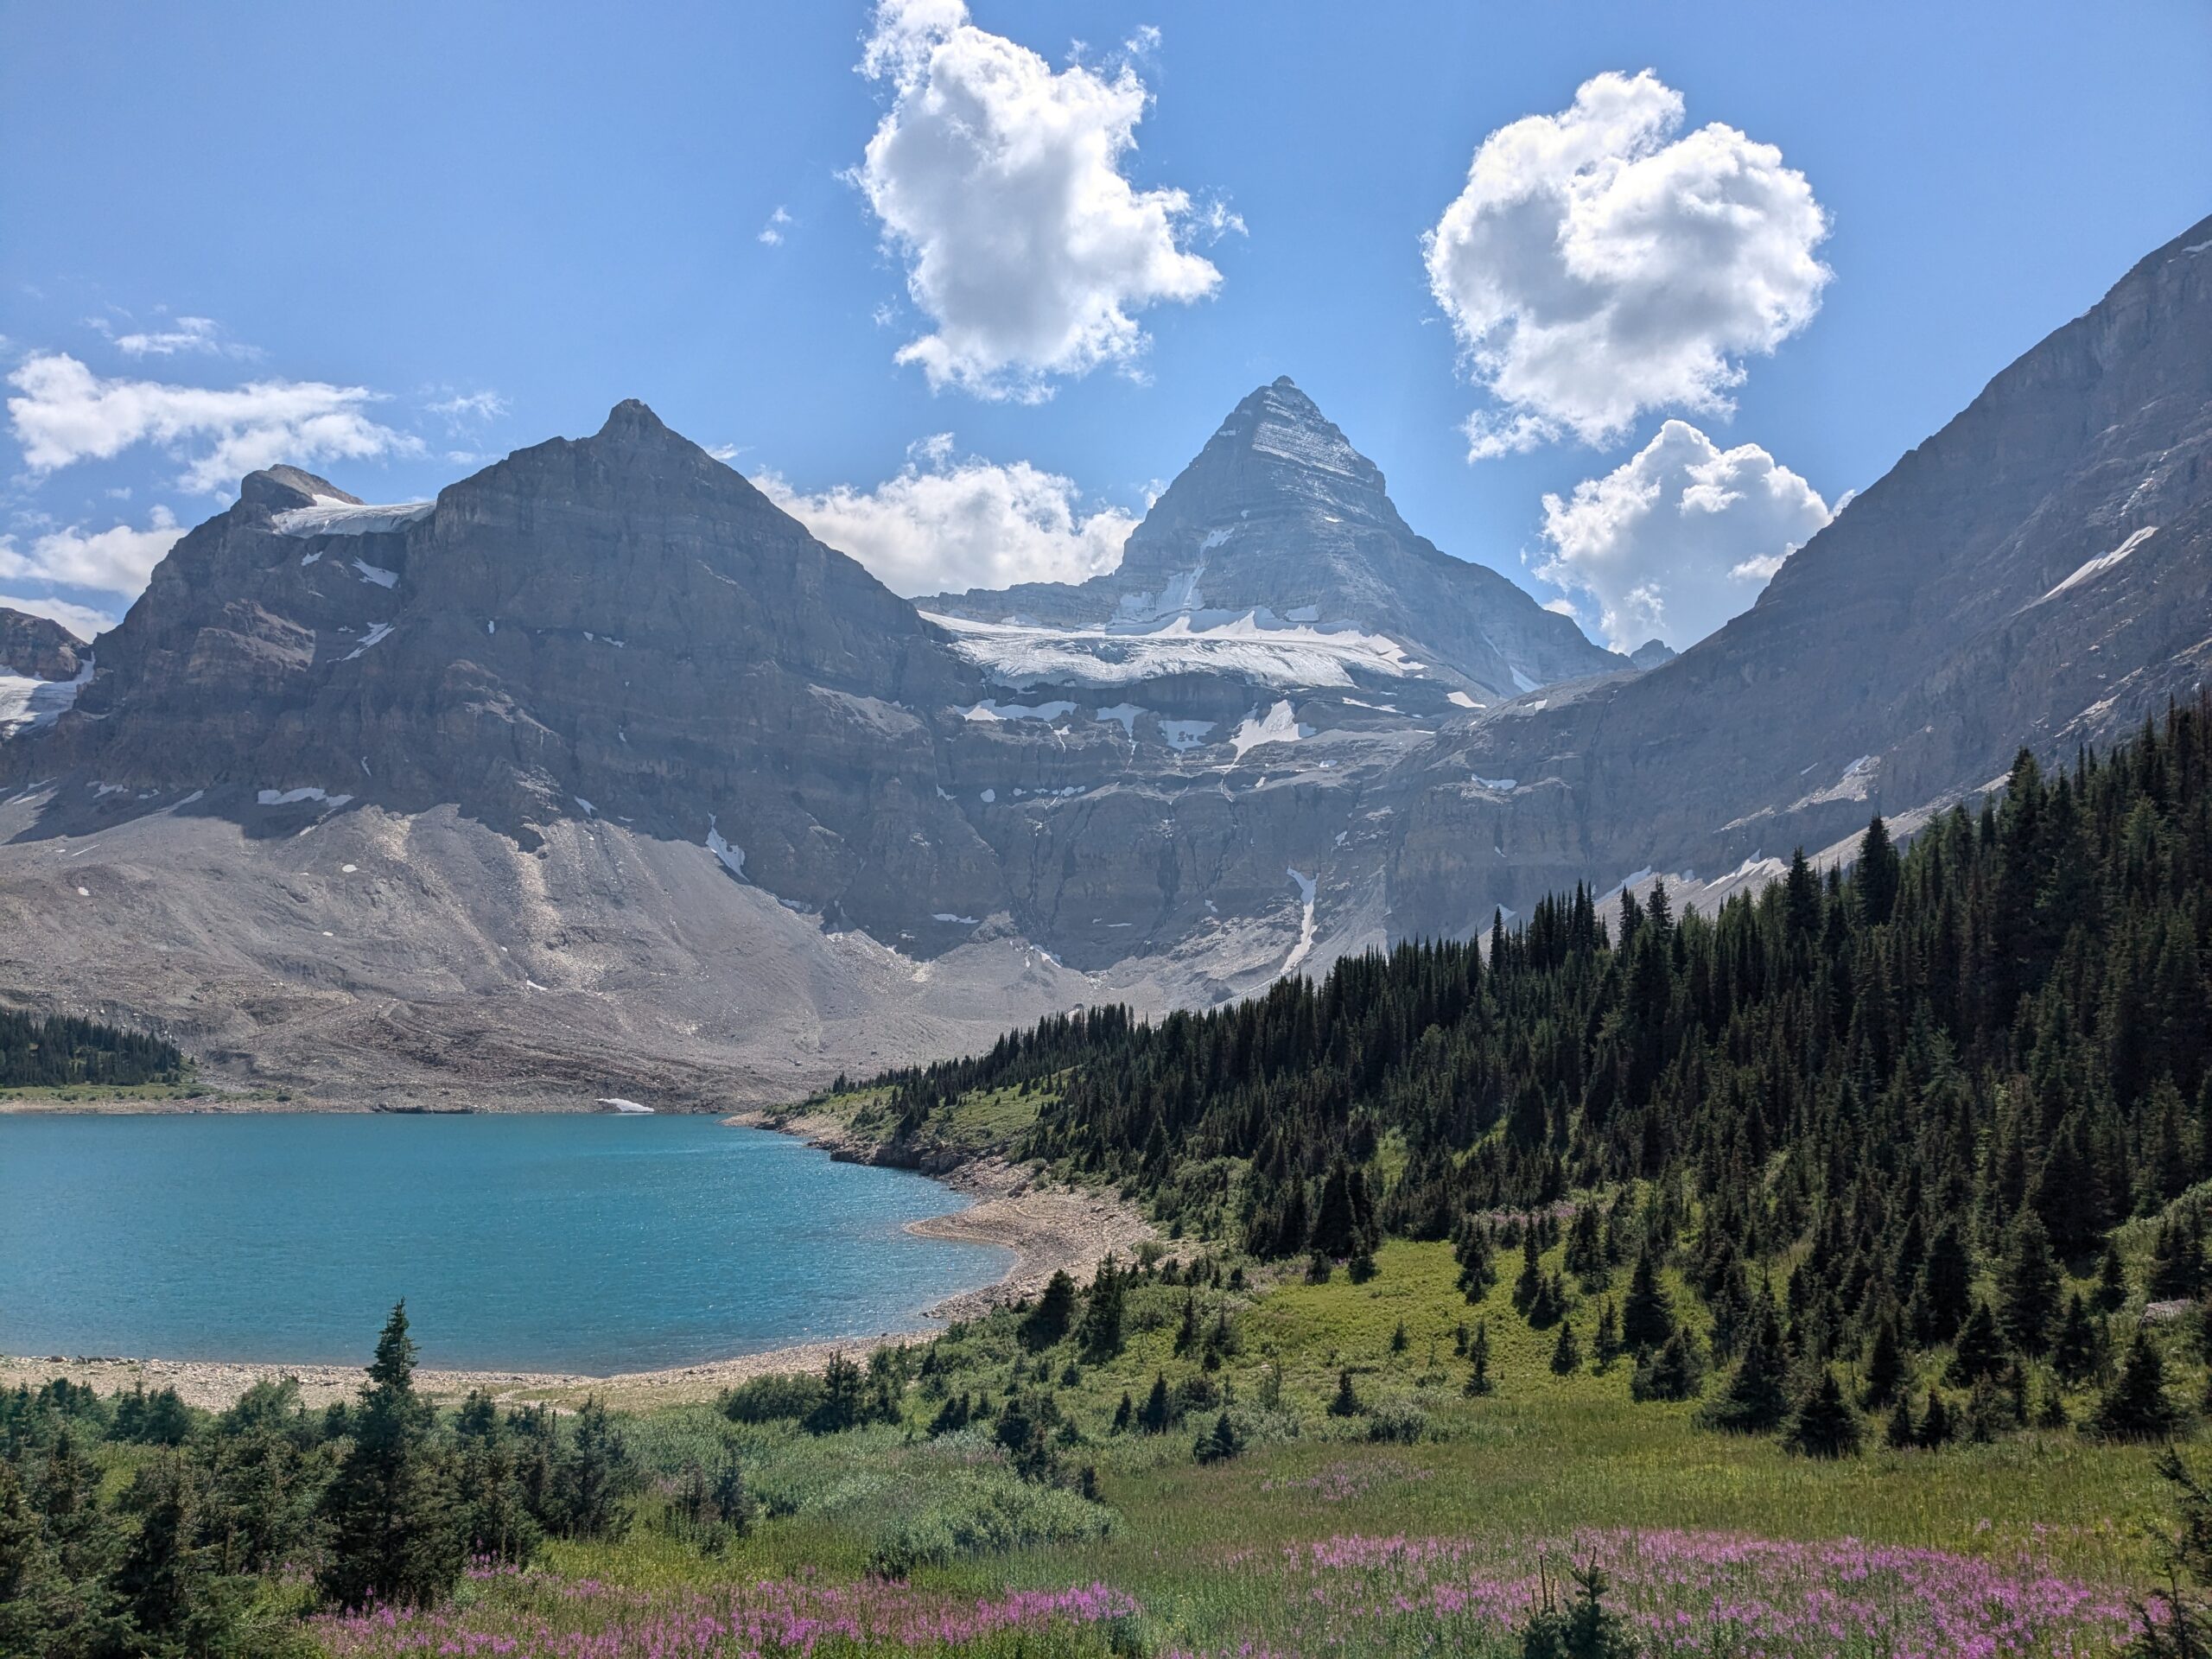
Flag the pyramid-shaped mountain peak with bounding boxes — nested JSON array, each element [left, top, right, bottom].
[[594, 397, 680, 442]]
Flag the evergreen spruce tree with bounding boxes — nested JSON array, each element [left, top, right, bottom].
[[550, 1398, 636, 1540], [1549, 1319, 1582, 1375], [1885, 1395, 1917, 1450], [2053, 1293, 2105, 1387], [1917, 1389, 1955, 1448], [2094, 1328, 2183, 1441], [1465, 1320, 1495, 1397], [1078, 1256, 1128, 1362], [318, 1302, 462, 1611], [2094, 1240, 2131, 1315], [2152, 1212, 2209, 1300], [1517, 1559, 1637, 1659], [1512, 1229, 1545, 1314], [1947, 1302, 2007, 1387], [1630, 1330, 1701, 1402], [1786, 1369, 1864, 1459], [804, 1354, 868, 1436], [1999, 1211, 2063, 1355], [1863, 1308, 1907, 1408], [1915, 1222, 1974, 1344], [1702, 1301, 1790, 1433], [1138, 1373, 1172, 1434], [1592, 1299, 1623, 1373], [113, 1452, 232, 1653], [1192, 1411, 1243, 1464], [453, 1390, 537, 1565], [1453, 1221, 1496, 1302], [1019, 1270, 1077, 1351], [1328, 1369, 1363, 1417], [1621, 1245, 1675, 1353]]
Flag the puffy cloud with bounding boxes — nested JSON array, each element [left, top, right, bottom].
[[0, 506, 184, 596], [855, 0, 1223, 400], [1536, 418, 1830, 652], [761, 435, 1134, 595], [758, 206, 792, 246], [8, 353, 421, 494], [1425, 70, 1830, 456], [0, 592, 117, 641]]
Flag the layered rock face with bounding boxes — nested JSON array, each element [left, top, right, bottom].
[[29, 405, 1014, 938], [1390, 214, 2212, 933], [0, 609, 86, 682], [4, 216, 2208, 1103]]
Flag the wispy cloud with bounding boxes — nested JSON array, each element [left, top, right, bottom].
[[758, 206, 793, 246], [424, 389, 510, 431], [88, 313, 261, 361]]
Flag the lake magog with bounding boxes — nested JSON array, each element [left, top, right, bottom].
[[0, 1113, 1013, 1373]]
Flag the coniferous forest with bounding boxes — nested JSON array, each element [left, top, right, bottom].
[[859, 701, 2212, 1434], [0, 1009, 181, 1090]]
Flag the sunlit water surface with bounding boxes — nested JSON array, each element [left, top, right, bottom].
[[0, 1113, 1010, 1372]]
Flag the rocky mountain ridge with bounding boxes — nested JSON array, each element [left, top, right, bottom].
[[3, 213, 2205, 1105]]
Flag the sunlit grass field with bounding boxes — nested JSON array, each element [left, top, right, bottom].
[[358, 1236, 2184, 1656]]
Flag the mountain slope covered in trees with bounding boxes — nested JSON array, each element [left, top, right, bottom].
[[859, 699, 2212, 1386]]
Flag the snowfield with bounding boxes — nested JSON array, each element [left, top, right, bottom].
[[270, 496, 434, 537], [0, 655, 92, 737], [924, 608, 1421, 690]]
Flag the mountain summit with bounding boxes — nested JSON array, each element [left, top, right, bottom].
[[922, 378, 1623, 704]]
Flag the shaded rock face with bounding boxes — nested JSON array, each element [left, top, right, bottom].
[[0, 608, 86, 681], [1391, 214, 2212, 934], [924, 377, 1622, 708], [24, 403, 1011, 938]]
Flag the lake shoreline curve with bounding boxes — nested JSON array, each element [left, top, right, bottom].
[[2, 1111, 1154, 1412]]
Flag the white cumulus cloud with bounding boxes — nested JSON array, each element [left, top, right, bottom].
[[855, 0, 1224, 400], [1536, 418, 1830, 652], [1425, 69, 1829, 457], [8, 353, 422, 495], [0, 506, 184, 596], [761, 435, 1134, 596]]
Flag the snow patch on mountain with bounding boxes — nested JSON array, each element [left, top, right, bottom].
[[925, 609, 1421, 690], [962, 698, 1076, 723], [1231, 700, 1313, 760], [257, 786, 352, 808], [271, 498, 434, 537], [1283, 867, 1319, 972], [2038, 526, 2157, 602], [1093, 702, 1143, 736], [706, 817, 746, 879], [0, 653, 92, 736], [340, 622, 394, 661]]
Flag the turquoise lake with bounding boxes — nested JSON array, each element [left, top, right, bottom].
[[0, 1113, 1013, 1373]]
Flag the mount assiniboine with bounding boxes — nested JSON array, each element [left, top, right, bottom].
[[2, 214, 2206, 1108]]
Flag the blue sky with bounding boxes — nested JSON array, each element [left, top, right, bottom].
[[3, 1, 2206, 647]]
